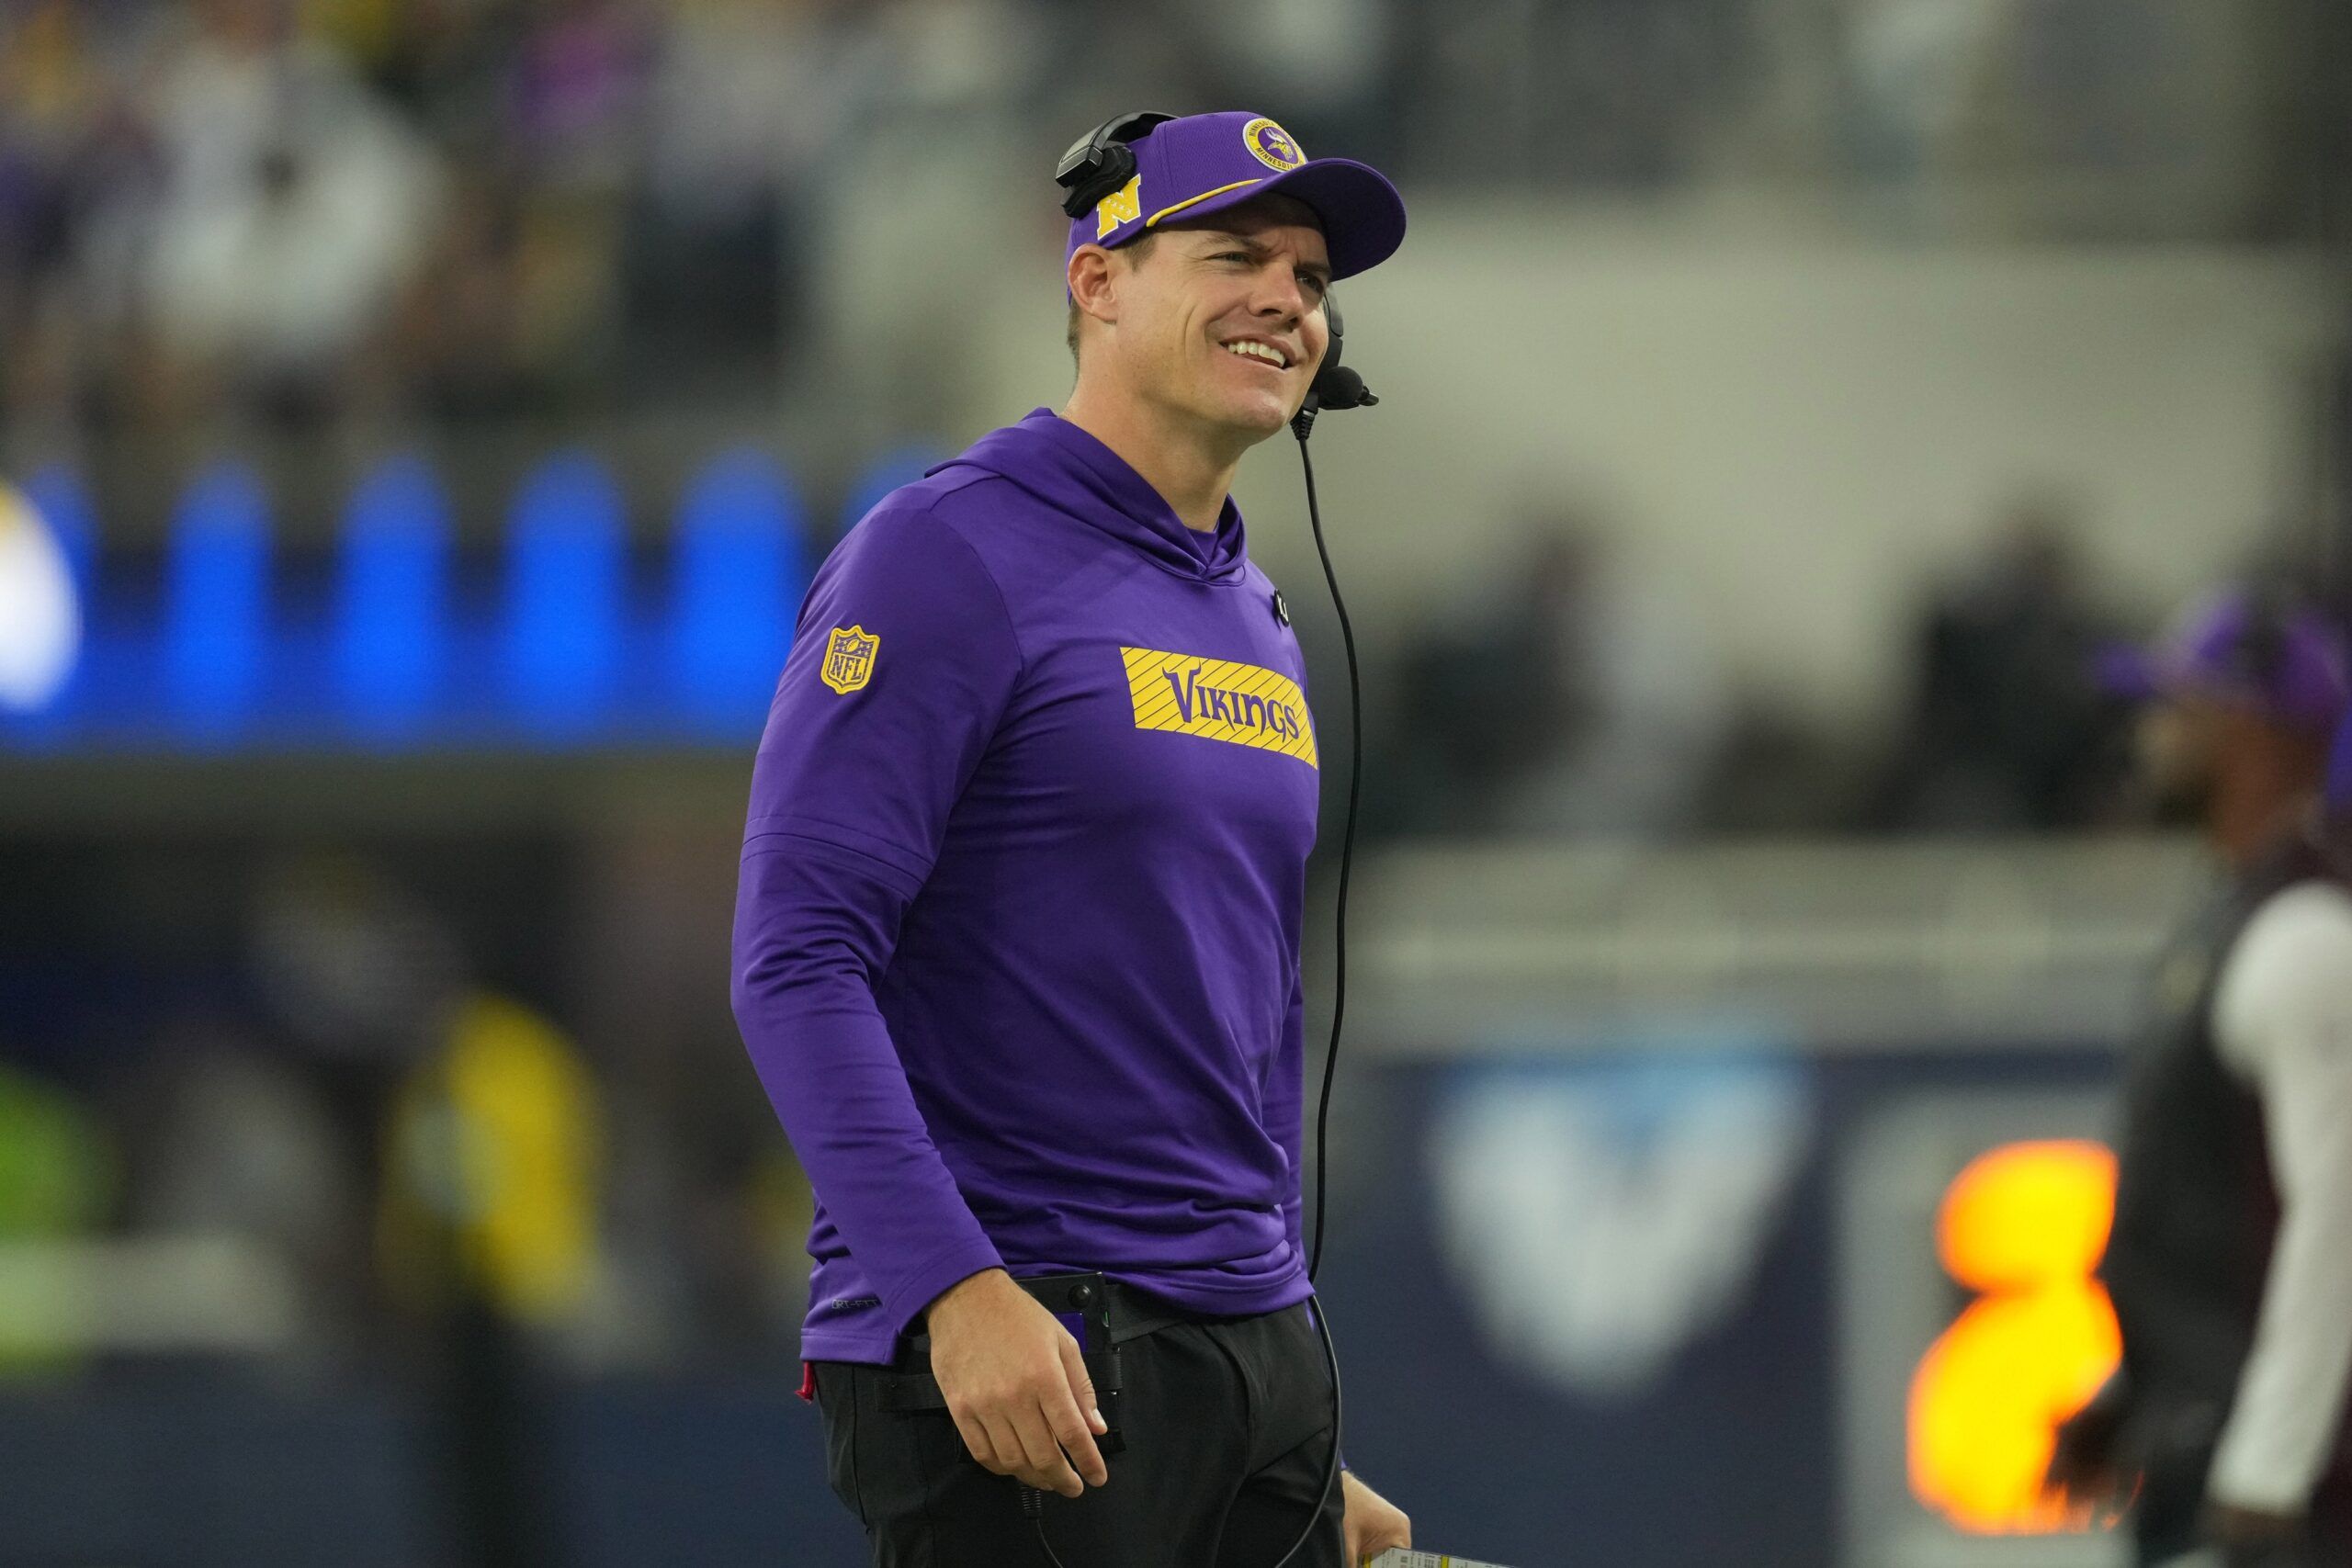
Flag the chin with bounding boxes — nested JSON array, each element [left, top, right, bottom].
[[1215, 390, 1293, 439]]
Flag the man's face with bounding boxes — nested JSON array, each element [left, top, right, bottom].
[[1080, 196, 1333, 441], [2135, 697, 2224, 818]]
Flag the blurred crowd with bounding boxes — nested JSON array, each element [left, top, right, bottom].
[[1, 0, 874, 444], [0, 0, 2327, 454], [0, 0, 1410, 452]]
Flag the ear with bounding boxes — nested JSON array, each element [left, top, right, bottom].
[[1068, 243, 1121, 332]]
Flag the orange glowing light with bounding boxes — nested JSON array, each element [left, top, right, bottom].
[[1908, 1140, 2120, 1534]]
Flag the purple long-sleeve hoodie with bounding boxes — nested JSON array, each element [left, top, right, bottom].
[[730, 409, 1319, 1363]]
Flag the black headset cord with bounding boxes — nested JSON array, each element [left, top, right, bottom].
[[1271, 404, 1356, 1568], [1291, 395, 1360, 1292], [1025, 410, 1359, 1568]]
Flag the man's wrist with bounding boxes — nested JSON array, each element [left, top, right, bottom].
[[924, 1266, 1013, 1328]]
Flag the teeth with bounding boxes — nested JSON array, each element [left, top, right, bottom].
[[1224, 341, 1286, 368]]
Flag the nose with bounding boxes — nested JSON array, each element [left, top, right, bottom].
[[1246, 263, 1324, 368], [1249, 259, 1310, 324]]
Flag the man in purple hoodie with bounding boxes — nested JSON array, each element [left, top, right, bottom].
[[731, 112, 1411, 1564]]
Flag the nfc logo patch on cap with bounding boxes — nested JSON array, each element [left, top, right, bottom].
[[1241, 118, 1304, 172]]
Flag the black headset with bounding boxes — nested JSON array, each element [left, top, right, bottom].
[[1056, 110, 1378, 423], [1054, 110, 1177, 217]]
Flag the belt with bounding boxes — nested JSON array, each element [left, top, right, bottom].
[[906, 1274, 1193, 1353]]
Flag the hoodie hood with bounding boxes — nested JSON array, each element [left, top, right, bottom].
[[927, 409, 1250, 584]]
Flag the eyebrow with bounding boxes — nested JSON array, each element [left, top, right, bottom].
[[1197, 231, 1332, 285]]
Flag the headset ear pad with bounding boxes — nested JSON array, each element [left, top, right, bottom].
[[1054, 111, 1176, 218], [1307, 293, 1362, 412]]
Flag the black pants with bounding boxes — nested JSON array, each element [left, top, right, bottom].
[[812, 1302, 1343, 1568]]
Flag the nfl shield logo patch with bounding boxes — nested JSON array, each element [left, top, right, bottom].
[[820, 625, 878, 694]]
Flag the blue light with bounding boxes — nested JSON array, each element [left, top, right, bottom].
[[334, 454, 451, 739], [163, 460, 271, 739], [500, 450, 625, 732], [669, 448, 808, 727]]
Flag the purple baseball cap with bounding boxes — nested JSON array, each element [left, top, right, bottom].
[[1064, 111, 1407, 282], [2094, 589, 2348, 726]]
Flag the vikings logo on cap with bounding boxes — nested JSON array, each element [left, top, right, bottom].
[[1241, 118, 1305, 173]]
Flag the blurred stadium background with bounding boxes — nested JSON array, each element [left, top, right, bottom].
[[0, 0, 2347, 1563]]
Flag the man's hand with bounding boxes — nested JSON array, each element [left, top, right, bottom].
[[923, 1269, 1110, 1498], [1341, 1471, 1410, 1565]]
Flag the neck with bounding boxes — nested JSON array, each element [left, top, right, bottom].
[[1059, 378, 1249, 535]]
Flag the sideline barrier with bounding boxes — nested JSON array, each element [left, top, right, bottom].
[[501, 450, 628, 731], [334, 454, 453, 737], [162, 460, 271, 739], [670, 448, 808, 727]]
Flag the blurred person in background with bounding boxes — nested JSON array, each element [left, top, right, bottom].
[[0, 0, 167, 439], [803, 0, 1049, 439], [732, 110, 1411, 1565], [251, 854, 604, 1568], [136, 0, 446, 432], [621, 0, 862, 401], [1869, 495, 2127, 830], [2046, 587, 2352, 1568], [117, 1020, 357, 1363], [1380, 503, 1727, 838]]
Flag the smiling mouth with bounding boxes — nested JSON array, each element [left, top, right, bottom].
[[1221, 341, 1290, 371]]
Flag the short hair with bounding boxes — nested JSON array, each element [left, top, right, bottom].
[[1066, 232, 1159, 370]]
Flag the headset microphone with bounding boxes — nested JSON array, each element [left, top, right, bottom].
[[1310, 365, 1374, 413]]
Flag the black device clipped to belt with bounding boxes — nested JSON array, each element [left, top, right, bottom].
[[888, 1272, 1134, 1448], [1034, 111, 1374, 1568], [1022, 1272, 1127, 1454]]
